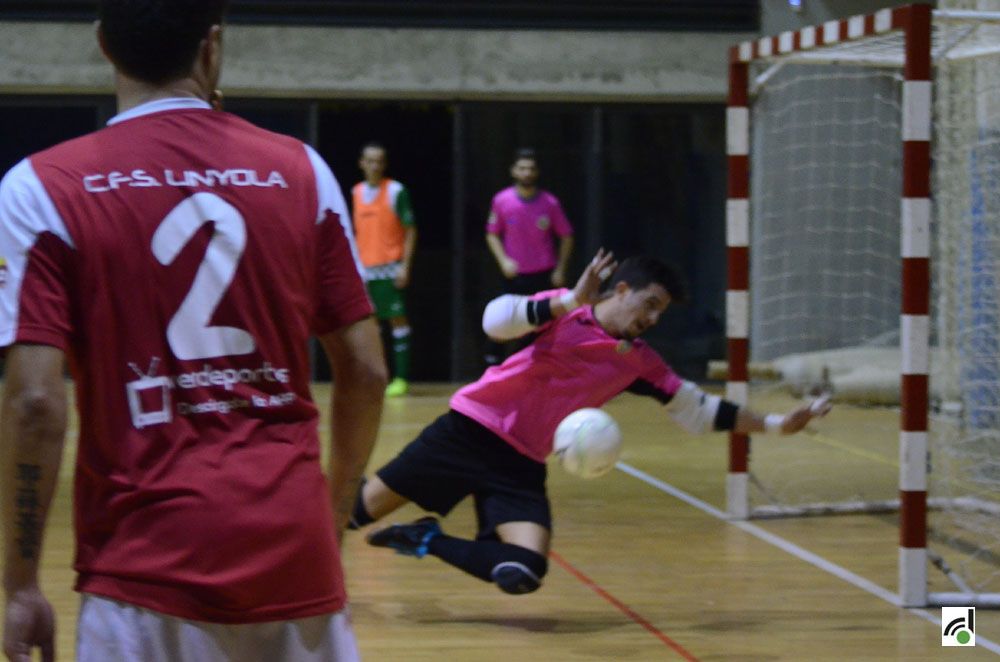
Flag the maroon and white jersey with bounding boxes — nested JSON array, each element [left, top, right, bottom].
[[0, 98, 373, 623]]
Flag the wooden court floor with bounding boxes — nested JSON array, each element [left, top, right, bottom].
[[13, 382, 1000, 660]]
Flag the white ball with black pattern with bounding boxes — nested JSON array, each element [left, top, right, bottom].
[[553, 408, 623, 479]]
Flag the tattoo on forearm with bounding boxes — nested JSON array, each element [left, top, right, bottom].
[[15, 463, 42, 559]]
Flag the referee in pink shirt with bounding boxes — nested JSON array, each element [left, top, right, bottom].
[[484, 148, 574, 366]]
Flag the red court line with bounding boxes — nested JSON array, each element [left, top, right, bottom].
[[549, 550, 700, 661]]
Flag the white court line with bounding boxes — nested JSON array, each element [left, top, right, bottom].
[[616, 461, 1000, 656]]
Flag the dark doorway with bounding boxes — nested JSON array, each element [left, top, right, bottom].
[[0, 102, 101, 175]]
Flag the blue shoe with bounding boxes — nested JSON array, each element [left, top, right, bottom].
[[366, 517, 441, 558]]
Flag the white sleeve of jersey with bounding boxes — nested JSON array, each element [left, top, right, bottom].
[[482, 294, 536, 340], [303, 144, 364, 277], [0, 158, 74, 347], [664, 380, 722, 435]]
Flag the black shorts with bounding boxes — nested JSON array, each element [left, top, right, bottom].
[[376, 410, 552, 539]]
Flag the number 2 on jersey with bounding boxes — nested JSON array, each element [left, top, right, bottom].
[[152, 192, 256, 360]]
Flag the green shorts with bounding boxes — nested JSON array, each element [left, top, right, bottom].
[[366, 278, 406, 320]]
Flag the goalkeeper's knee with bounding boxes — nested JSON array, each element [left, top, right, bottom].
[[491, 548, 548, 595]]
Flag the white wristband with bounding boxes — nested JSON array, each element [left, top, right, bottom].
[[764, 413, 786, 434], [559, 291, 580, 312]]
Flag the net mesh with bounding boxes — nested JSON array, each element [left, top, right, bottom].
[[931, 0, 1000, 595], [744, 2, 1000, 597]]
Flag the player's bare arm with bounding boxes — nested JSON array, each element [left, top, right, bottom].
[[664, 380, 831, 437], [482, 249, 616, 341], [734, 394, 832, 435], [485, 233, 518, 279], [320, 317, 388, 537], [395, 225, 417, 289], [1, 344, 67, 662], [551, 235, 574, 287]]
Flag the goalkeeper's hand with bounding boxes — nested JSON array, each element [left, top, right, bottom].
[[775, 395, 832, 434]]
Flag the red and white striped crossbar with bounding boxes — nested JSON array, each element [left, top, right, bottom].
[[725, 3, 932, 607]]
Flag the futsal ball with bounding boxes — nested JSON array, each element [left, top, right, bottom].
[[553, 408, 623, 479]]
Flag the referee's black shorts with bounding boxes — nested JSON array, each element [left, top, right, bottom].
[[375, 410, 552, 539]]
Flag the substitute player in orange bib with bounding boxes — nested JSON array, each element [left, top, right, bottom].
[[352, 143, 417, 397], [0, 2, 386, 660]]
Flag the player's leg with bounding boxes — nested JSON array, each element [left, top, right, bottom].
[[464, 470, 552, 595], [353, 411, 474, 530], [349, 474, 410, 528], [492, 522, 550, 594], [495, 520, 550, 554], [367, 415, 551, 594], [385, 310, 410, 397], [365, 277, 404, 395], [368, 511, 550, 595], [366, 520, 550, 595], [374, 271, 409, 397]]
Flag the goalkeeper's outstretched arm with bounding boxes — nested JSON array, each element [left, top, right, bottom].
[[481, 248, 616, 341], [664, 382, 832, 435]]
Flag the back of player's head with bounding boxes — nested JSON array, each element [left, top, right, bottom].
[[98, 0, 230, 85], [512, 148, 538, 165], [605, 256, 688, 304]]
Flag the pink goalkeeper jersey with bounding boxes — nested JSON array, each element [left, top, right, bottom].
[[450, 289, 683, 463], [486, 187, 573, 274], [0, 98, 372, 623]]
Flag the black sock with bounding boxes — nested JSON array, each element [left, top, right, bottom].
[[426, 533, 541, 583], [347, 478, 374, 529]]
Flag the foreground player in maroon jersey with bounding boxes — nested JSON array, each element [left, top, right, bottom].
[[0, 1, 386, 660]]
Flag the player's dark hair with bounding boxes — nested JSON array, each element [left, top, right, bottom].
[[605, 256, 688, 304], [512, 148, 538, 165], [98, 0, 230, 85], [361, 141, 387, 155]]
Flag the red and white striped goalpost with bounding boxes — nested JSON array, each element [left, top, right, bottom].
[[725, 4, 932, 607]]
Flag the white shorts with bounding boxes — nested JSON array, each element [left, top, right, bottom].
[[77, 594, 360, 662]]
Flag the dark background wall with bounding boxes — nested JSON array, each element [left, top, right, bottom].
[[0, 0, 760, 31], [0, 97, 726, 382]]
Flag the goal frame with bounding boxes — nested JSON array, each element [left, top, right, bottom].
[[726, 2, 1000, 608]]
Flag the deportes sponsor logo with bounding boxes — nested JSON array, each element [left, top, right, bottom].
[[536, 215, 551, 231], [126, 357, 296, 429], [171, 362, 290, 391], [941, 607, 975, 647]]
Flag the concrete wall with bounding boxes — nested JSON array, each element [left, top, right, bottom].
[[0, 4, 943, 102], [0, 21, 754, 101]]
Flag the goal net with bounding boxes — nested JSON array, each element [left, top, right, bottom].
[[727, 2, 1000, 606]]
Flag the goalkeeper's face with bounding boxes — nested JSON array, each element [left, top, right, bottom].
[[607, 282, 671, 340]]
